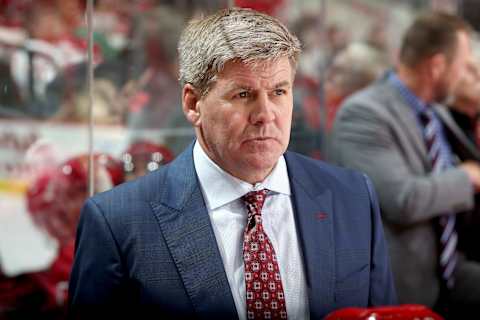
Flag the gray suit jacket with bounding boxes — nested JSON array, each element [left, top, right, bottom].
[[328, 74, 474, 307]]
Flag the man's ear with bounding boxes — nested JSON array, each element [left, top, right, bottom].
[[182, 84, 202, 127], [429, 53, 447, 81]]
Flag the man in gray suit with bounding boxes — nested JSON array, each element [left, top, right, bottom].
[[329, 12, 480, 318]]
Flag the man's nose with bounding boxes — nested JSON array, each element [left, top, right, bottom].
[[250, 93, 275, 125]]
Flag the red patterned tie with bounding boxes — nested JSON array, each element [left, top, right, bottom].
[[242, 190, 288, 320]]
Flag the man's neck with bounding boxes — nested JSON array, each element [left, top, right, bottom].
[[196, 137, 275, 185], [396, 64, 434, 103]]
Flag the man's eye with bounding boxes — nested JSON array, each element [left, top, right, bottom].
[[237, 91, 249, 98], [274, 89, 286, 96]]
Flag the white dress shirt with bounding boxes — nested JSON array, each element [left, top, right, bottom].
[[193, 141, 309, 320]]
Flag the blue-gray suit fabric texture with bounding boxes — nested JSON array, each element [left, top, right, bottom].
[[68, 143, 397, 319], [329, 72, 480, 309]]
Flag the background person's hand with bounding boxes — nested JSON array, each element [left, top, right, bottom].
[[460, 160, 480, 192]]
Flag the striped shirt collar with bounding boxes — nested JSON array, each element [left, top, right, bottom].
[[388, 70, 431, 116], [388, 70, 455, 167]]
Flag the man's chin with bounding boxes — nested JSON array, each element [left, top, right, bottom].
[[244, 154, 281, 172]]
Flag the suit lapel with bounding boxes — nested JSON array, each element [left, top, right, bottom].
[[285, 153, 335, 319], [383, 80, 431, 169], [150, 144, 238, 319]]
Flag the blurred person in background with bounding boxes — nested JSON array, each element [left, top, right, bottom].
[[323, 41, 389, 133], [83, 0, 132, 59], [437, 57, 480, 266], [81, 4, 187, 130], [322, 42, 389, 159], [122, 5, 186, 130], [6, 0, 108, 118], [289, 17, 355, 160], [288, 72, 323, 159], [4, 0, 125, 120], [293, 15, 351, 83], [122, 140, 174, 181], [41, 3, 186, 127], [290, 13, 322, 82], [283, 14, 325, 160], [329, 11, 480, 319], [27, 154, 124, 247], [0, 0, 28, 113], [46, 63, 125, 125], [443, 57, 480, 151], [0, 153, 124, 319], [69, 7, 396, 319]]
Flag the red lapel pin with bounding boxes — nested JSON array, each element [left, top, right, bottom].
[[316, 212, 328, 220]]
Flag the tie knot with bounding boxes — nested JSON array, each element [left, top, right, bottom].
[[242, 189, 269, 215], [420, 108, 434, 126]]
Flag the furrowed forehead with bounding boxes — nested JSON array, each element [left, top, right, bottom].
[[216, 58, 294, 85]]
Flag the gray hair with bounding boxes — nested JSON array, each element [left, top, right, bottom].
[[178, 7, 302, 96], [327, 42, 388, 96]]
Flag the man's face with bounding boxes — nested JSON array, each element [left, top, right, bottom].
[[435, 31, 471, 103], [192, 57, 294, 184], [451, 58, 480, 115]]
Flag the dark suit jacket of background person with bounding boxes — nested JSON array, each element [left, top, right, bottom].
[[328, 73, 480, 309], [68, 142, 396, 319], [436, 106, 480, 263]]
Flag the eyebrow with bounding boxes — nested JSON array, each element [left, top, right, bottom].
[[272, 81, 291, 89], [226, 80, 291, 92]]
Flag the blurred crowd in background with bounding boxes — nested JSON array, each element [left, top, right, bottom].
[[1, 0, 480, 318]]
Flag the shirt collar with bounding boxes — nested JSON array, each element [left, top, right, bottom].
[[388, 70, 430, 115], [193, 140, 291, 211]]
